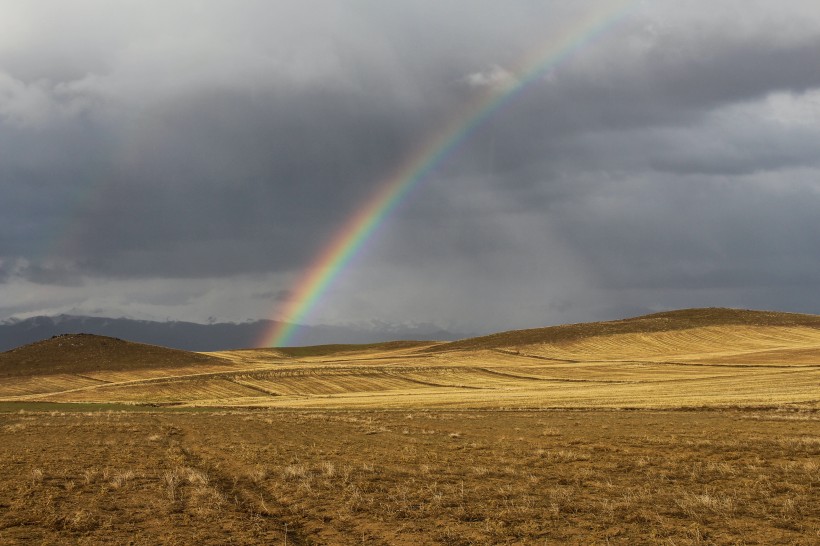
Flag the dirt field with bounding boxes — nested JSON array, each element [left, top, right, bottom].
[[1, 309, 819, 543], [1, 408, 818, 545]]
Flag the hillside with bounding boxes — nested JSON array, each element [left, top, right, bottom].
[[425, 307, 820, 353], [1, 308, 818, 409], [0, 334, 228, 377]]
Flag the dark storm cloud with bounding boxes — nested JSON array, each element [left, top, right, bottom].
[[550, 174, 820, 289], [252, 289, 292, 302], [464, 30, 820, 180], [2, 0, 820, 328], [1, 76, 431, 279], [17, 262, 84, 286], [59, 86, 427, 277], [0, 0, 459, 282]]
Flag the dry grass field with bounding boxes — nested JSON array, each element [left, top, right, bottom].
[[1, 308, 819, 411], [0, 409, 818, 544], [0, 308, 818, 543]]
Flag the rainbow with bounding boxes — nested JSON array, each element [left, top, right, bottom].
[[261, 0, 639, 347]]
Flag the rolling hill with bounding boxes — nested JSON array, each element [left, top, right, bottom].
[[1, 308, 818, 409], [425, 307, 820, 352], [0, 334, 228, 377]]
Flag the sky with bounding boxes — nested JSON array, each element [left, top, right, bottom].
[[2, 0, 820, 338]]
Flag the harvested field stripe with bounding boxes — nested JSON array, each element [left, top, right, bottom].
[[226, 378, 281, 397], [73, 374, 113, 383], [386, 372, 487, 389], [478, 367, 636, 384]]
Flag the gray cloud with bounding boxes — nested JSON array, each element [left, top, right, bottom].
[[2, 0, 819, 333]]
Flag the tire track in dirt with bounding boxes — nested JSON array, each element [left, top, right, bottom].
[[166, 420, 310, 545], [171, 420, 381, 545]]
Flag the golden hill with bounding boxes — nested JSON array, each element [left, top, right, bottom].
[[426, 307, 820, 353], [1, 308, 818, 409]]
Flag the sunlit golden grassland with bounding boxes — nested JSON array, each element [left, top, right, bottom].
[[2, 321, 819, 410], [0, 409, 818, 544]]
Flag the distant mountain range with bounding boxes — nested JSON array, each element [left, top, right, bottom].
[[0, 315, 471, 352]]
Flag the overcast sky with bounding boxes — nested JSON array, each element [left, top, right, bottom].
[[2, 0, 820, 336]]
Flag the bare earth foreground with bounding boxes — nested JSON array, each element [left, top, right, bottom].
[[0, 308, 818, 544]]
